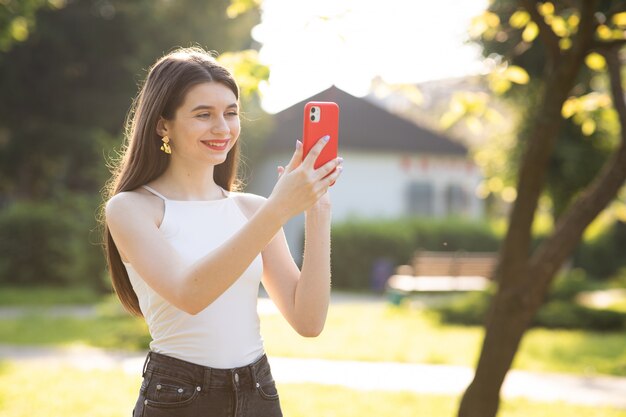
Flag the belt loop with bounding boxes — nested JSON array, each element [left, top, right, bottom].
[[249, 361, 258, 389], [142, 351, 152, 377], [203, 366, 212, 391]]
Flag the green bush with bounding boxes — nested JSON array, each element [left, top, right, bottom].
[[330, 218, 501, 290], [533, 301, 626, 331], [433, 291, 492, 326], [0, 195, 106, 290], [434, 294, 626, 331], [432, 268, 626, 331], [549, 268, 599, 301], [574, 221, 626, 279]]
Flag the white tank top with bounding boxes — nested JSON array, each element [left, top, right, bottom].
[[123, 185, 265, 369]]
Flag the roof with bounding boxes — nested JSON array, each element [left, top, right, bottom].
[[263, 85, 467, 156]]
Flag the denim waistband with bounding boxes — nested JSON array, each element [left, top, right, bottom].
[[142, 351, 271, 391]]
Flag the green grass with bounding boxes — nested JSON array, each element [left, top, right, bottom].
[[0, 363, 624, 417], [0, 286, 103, 306], [262, 304, 482, 365], [606, 297, 626, 313], [0, 314, 149, 351], [261, 303, 626, 376], [1, 300, 625, 376]]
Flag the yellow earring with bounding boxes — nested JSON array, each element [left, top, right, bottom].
[[160, 136, 171, 154]]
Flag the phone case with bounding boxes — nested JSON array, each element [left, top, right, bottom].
[[302, 101, 339, 171]]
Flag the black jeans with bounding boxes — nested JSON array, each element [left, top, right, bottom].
[[132, 351, 283, 417]]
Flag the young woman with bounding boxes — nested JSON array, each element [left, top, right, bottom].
[[103, 47, 343, 417]]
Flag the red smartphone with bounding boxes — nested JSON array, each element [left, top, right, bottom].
[[302, 101, 339, 177]]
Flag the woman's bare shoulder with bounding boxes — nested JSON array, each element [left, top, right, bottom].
[[229, 191, 267, 219], [105, 188, 163, 225]]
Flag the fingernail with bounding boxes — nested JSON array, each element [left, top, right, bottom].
[[323, 135, 330, 142], [296, 140, 302, 149], [337, 166, 343, 173], [337, 157, 344, 163]]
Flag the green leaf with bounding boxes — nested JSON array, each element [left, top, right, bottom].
[[561, 98, 577, 118], [550, 16, 568, 37], [537, 2, 555, 16], [490, 77, 512, 94], [503, 66, 530, 84], [581, 118, 596, 136], [612, 12, 626, 28], [559, 37, 572, 50], [597, 25, 613, 40], [585, 53, 606, 71], [226, 0, 261, 18], [217, 49, 269, 97], [10, 17, 29, 42], [522, 21, 539, 42], [509, 10, 530, 29]]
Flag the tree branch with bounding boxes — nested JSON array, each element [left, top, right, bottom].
[[593, 39, 626, 51], [529, 46, 626, 289], [566, 0, 600, 66], [519, 0, 561, 62], [496, 2, 599, 291]]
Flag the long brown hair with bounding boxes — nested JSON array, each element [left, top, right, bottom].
[[102, 47, 242, 316]]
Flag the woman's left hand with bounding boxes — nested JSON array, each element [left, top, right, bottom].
[[306, 190, 331, 216]]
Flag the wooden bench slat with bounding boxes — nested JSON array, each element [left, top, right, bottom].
[[386, 250, 498, 300]]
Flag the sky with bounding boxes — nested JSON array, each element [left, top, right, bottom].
[[253, 0, 490, 113]]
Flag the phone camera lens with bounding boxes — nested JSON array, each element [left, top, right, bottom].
[[311, 108, 317, 113], [310, 115, 315, 121]]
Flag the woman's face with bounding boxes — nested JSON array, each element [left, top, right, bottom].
[[164, 82, 240, 166]]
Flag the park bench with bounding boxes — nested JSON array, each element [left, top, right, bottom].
[[386, 250, 498, 304]]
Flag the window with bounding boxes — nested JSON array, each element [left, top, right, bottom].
[[445, 184, 468, 216], [405, 181, 433, 216]]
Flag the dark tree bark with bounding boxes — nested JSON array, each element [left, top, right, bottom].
[[458, 2, 626, 416]]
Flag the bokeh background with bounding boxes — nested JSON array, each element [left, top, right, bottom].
[[1, 0, 626, 416]]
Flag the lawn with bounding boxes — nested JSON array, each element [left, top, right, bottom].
[[0, 286, 101, 306], [0, 363, 624, 417], [1, 294, 625, 376]]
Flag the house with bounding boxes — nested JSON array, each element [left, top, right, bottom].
[[246, 86, 484, 262]]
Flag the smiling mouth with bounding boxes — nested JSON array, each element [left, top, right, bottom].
[[201, 140, 229, 151]]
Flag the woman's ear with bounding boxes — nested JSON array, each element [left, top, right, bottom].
[[156, 117, 169, 137]]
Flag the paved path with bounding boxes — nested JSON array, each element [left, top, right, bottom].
[[0, 344, 625, 409]]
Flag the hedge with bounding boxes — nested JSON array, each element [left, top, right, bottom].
[[574, 221, 626, 280], [0, 195, 106, 290], [330, 217, 501, 290], [329, 217, 626, 291], [433, 269, 626, 331]]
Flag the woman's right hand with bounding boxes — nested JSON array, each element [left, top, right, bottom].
[[266, 135, 343, 223]]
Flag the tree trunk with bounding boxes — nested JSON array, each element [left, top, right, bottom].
[[457, 278, 540, 417], [457, 3, 607, 416]]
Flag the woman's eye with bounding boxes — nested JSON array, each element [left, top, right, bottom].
[[226, 112, 239, 117], [197, 113, 210, 118]]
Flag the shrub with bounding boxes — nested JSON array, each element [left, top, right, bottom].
[[433, 291, 492, 326], [574, 221, 626, 280], [330, 218, 501, 290], [549, 268, 599, 301], [533, 301, 626, 331], [431, 269, 626, 331], [0, 195, 106, 290]]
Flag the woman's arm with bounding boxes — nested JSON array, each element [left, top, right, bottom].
[[106, 137, 341, 315], [293, 198, 332, 336], [239, 193, 333, 337]]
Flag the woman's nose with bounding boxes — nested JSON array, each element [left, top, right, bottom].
[[211, 117, 229, 135]]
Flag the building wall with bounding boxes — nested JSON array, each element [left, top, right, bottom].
[[246, 150, 484, 263]]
